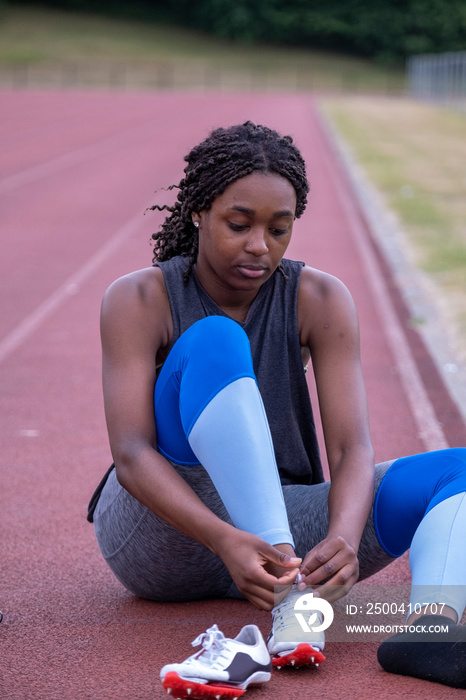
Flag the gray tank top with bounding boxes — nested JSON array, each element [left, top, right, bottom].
[[155, 256, 324, 486]]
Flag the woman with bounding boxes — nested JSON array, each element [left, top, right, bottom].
[[88, 122, 466, 697]]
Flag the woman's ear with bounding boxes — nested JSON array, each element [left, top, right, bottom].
[[192, 213, 201, 228]]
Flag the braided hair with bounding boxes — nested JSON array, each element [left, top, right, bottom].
[[149, 121, 309, 282]]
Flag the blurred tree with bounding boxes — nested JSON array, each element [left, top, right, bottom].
[[6, 0, 466, 60]]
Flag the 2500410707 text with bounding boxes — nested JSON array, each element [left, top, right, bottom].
[[345, 603, 446, 616]]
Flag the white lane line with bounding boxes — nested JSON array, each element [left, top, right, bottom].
[[315, 105, 448, 451], [0, 120, 158, 194], [0, 206, 147, 364]]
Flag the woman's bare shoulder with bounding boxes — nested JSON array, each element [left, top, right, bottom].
[[298, 265, 354, 306], [298, 265, 359, 347], [101, 266, 172, 348], [103, 266, 166, 306]]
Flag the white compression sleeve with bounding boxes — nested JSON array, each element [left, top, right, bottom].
[[409, 492, 466, 622], [187, 376, 294, 546]]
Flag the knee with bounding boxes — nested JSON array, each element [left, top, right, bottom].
[[450, 447, 466, 467], [425, 448, 466, 515], [437, 447, 466, 477], [182, 316, 254, 376], [394, 448, 466, 483], [188, 316, 250, 359]]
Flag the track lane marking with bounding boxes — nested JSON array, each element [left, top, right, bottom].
[[0, 121, 159, 193], [0, 205, 148, 364]]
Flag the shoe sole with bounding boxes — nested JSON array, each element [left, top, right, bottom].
[[272, 643, 326, 669], [162, 670, 271, 699]]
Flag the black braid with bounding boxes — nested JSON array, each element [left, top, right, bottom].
[[150, 122, 309, 282]]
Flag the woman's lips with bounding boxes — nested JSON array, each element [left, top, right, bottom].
[[237, 265, 267, 278]]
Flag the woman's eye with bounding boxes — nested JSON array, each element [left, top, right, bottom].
[[271, 228, 288, 236], [229, 223, 247, 232]]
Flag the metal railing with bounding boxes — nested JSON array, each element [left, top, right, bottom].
[[407, 51, 466, 109], [0, 59, 405, 94]]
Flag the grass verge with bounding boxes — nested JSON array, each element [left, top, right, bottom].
[[321, 95, 466, 370]]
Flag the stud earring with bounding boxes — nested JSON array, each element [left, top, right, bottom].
[[194, 222, 199, 228]]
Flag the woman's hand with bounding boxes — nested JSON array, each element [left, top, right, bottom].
[[215, 529, 301, 611], [297, 535, 359, 603]]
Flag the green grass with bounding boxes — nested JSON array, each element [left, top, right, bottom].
[[322, 95, 466, 362], [0, 5, 405, 92]]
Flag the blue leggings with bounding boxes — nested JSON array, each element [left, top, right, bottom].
[[155, 316, 466, 562], [374, 449, 466, 557]]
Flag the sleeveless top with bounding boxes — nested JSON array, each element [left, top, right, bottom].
[[155, 256, 324, 487]]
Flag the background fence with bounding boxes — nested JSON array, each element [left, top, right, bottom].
[[0, 59, 405, 94], [5, 54, 466, 103], [408, 51, 466, 109]]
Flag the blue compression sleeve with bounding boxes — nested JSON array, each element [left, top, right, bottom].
[[409, 492, 466, 621], [374, 448, 466, 557], [154, 316, 294, 546], [155, 316, 256, 465], [188, 376, 293, 545]]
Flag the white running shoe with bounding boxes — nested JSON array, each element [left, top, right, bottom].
[[160, 624, 272, 699], [267, 585, 326, 669]]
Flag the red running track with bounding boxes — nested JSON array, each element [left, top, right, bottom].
[[1, 90, 465, 700]]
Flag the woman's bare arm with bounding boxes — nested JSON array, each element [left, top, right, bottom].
[[297, 266, 375, 600]]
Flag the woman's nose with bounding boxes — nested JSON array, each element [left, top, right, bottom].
[[246, 228, 268, 254]]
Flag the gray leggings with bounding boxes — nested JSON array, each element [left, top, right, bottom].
[[93, 460, 396, 602]]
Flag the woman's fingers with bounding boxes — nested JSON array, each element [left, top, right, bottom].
[[300, 536, 355, 577], [218, 531, 303, 610], [239, 564, 301, 609], [309, 567, 358, 603], [298, 536, 359, 600]]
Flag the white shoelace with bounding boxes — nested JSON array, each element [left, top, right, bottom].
[[272, 590, 301, 633], [272, 586, 323, 633], [186, 625, 229, 669]]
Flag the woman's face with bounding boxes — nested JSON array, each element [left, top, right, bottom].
[[193, 171, 296, 296]]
